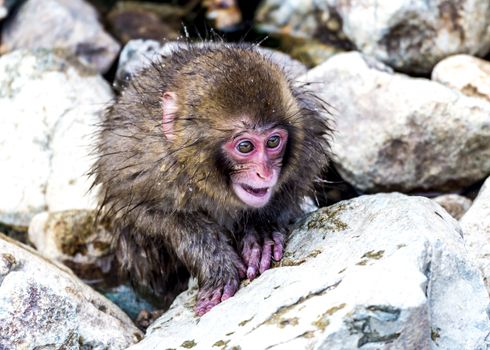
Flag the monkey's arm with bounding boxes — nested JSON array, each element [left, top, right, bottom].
[[127, 209, 246, 315]]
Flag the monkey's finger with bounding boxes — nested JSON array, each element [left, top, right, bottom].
[[195, 288, 223, 316], [247, 242, 261, 280], [272, 231, 285, 261], [259, 239, 273, 273], [236, 260, 247, 279], [221, 280, 238, 302], [241, 232, 257, 265]]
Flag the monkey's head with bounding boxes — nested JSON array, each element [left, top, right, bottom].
[[158, 45, 326, 210]]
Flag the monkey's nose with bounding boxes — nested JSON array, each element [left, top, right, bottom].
[[256, 169, 273, 181]]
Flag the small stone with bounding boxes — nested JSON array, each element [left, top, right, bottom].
[[432, 54, 490, 103], [433, 194, 472, 220], [28, 210, 115, 281]]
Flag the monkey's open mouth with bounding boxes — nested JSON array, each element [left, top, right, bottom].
[[241, 184, 269, 197]]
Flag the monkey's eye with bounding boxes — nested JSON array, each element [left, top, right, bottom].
[[237, 140, 254, 154], [266, 135, 280, 148]]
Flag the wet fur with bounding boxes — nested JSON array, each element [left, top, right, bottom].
[[91, 42, 332, 309]]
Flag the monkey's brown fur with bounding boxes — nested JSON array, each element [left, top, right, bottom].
[[91, 42, 331, 312]]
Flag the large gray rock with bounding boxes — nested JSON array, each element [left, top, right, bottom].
[[255, 0, 327, 40], [329, 0, 490, 73], [0, 49, 113, 226], [256, 0, 490, 74], [432, 54, 490, 103], [302, 51, 490, 193], [114, 40, 308, 91], [1, 0, 120, 73], [129, 193, 490, 350], [0, 233, 142, 349], [460, 177, 490, 293]]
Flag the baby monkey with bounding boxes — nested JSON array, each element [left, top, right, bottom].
[[92, 42, 331, 315]]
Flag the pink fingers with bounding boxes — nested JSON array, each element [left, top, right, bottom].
[[272, 231, 285, 261], [259, 238, 273, 273]]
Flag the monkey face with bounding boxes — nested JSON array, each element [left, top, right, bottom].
[[223, 126, 288, 208]]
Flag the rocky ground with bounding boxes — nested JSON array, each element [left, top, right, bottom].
[[0, 0, 489, 349]]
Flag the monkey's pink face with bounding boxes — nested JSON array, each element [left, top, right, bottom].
[[224, 127, 288, 208]]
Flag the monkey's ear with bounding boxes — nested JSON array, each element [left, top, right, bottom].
[[162, 92, 178, 140]]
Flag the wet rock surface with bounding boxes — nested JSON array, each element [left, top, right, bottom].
[[0, 49, 113, 227], [302, 52, 490, 193], [128, 194, 490, 350], [0, 233, 142, 349], [1, 0, 120, 73]]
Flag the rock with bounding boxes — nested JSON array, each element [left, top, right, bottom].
[[329, 0, 490, 73], [460, 177, 490, 293], [0, 0, 120, 73], [255, 0, 350, 48], [433, 194, 472, 220], [106, 1, 181, 44], [256, 0, 319, 39], [0, 49, 113, 227], [282, 38, 343, 68], [432, 54, 490, 103], [0, 233, 142, 349], [128, 193, 490, 350], [114, 40, 307, 91], [302, 52, 490, 193], [255, 0, 352, 63], [256, 0, 490, 74], [28, 210, 115, 281]]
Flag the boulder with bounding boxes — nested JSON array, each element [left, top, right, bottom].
[[0, 49, 113, 226], [129, 193, 490, 350], [328, 0, 490, 73], [255, 0, 490, 74], [0, 233, 142, 349], [302, 52, 490, 193], [1, 0, 120, 73]]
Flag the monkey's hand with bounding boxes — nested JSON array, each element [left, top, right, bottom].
[[195, 245, 246, 316], [241, 230, 285, 280]]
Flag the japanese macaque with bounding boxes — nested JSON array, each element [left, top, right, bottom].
[[92, 42, 331, 316]]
